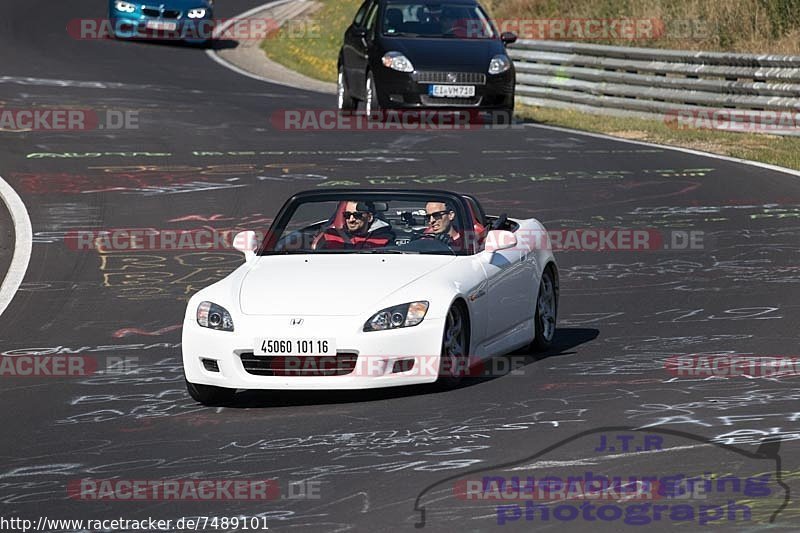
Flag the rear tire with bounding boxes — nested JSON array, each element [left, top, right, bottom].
[[531, 266, 558, 351], [438, 303, 470, 387], [185, 378, 236, 406]]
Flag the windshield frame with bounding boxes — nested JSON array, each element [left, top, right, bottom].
[[257, 189, 478, 257]]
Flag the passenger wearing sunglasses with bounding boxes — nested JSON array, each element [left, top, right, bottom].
[[317, 200, 395, 250], [418, 201, 463, 249]]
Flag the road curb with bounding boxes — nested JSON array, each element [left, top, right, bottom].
[[207, 0, 336, 95]]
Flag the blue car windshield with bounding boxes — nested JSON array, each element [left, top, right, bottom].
[[382, 3, 497, 39]]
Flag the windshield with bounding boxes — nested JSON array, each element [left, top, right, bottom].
[[260, 193, 475, 256], [382, 2, 497, 39]]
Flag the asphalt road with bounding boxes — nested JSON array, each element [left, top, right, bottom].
[[0, 1, 799, 531]]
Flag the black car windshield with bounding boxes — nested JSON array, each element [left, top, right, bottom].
[[260, 193, 477, 256], [382, 3, 496, 39]]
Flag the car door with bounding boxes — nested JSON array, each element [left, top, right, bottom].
[[479, 235, 536, 352], [343, 0, 379, 100]]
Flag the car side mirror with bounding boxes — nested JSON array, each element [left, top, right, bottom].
[[501, 31, 518, 45], [233, 230, 258, 262], [485, 230, 517, 252], [352, 27, 367, 38]]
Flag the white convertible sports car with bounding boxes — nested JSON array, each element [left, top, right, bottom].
[[182, 189, 558, 405]]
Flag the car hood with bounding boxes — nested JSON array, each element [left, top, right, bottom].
[[239, 254, 457, 316], [383, 37, 504, 70], [147, 0, 212, 9]]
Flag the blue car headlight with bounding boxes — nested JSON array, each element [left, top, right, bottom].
[[188, 8, 208, 19], [197, 301, 234, 332], [364, 301, 429, 332], [114, 1, 136, 13]]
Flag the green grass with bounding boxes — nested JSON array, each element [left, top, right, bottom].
[[259, 0, 800, 172], [261, 0, 361, 83], [518, 105, 800, 171]]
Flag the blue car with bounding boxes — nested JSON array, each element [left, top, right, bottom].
[[108, 0, 215, 45]]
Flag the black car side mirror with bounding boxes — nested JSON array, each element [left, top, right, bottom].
[[501, 31, 518, 44], [352, 27, 367, 38]]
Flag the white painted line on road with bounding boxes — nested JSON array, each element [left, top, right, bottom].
[[0, 174, 32, 318], [526, 123, 800, 179], [205, 0, 330, 92]]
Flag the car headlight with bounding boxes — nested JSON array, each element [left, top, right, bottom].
[[382, 52, 414, 73], [489, 55, 511, 75], [364, 301, 429, 332], [114, 1, 136, 13], [188, 8, 208, 18], [197, 301, 234, 332]]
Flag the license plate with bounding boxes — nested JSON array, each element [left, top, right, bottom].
[[254, 338, 336, 357], [146, 20, 178, 31], [428, 85, 475, 98]]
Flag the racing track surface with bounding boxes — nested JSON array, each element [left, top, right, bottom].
[[1, 1, 799, 531]]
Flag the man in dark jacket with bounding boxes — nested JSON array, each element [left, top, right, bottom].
[[318, 201, 395, 249]]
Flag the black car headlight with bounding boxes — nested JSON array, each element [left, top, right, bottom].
[[364, 301, 429, 332], [382, 52, 415, 73], [197, 301, 234, 332], [489, 54, 511, 75]]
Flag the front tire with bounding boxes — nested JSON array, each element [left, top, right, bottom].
[[365, 72, 382, 119], [531, 266, 558, 351], [338, 65, 357, 112], [438, 303, 470, 387], [185, 378, 236, 406]]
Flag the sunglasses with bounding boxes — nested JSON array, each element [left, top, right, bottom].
[[426, 210, 451, 221], [344, 211, 369, 220]]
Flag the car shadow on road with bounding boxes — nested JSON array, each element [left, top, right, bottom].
[[224, 327, 599, 408], [107, 36, 238, 50]]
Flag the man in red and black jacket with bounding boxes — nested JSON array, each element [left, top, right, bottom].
[[317, 201, 395, 250]]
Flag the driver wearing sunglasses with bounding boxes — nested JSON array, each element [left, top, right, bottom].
[[421, 201, 463, 248], [317, 200, 395, 250]]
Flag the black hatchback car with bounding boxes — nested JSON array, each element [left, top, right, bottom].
[[338, 0, 517, 117]]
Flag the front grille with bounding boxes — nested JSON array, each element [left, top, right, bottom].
[[142, 7, 182, 18], [239, 352, 358, 376], [415, 72, 486, 85], [420, 95, 482, 106]]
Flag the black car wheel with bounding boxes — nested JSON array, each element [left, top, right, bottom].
[[438, 303, 470, 387], [531, 266, 558, 351], [337, 65, 357, 112], [185, 378, 236, 406], [365, 72, 382, 119]]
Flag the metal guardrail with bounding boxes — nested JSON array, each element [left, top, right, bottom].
[[509, 40, 800, 135]]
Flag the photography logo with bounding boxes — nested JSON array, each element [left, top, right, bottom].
[[413, 427, 788, 529]]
